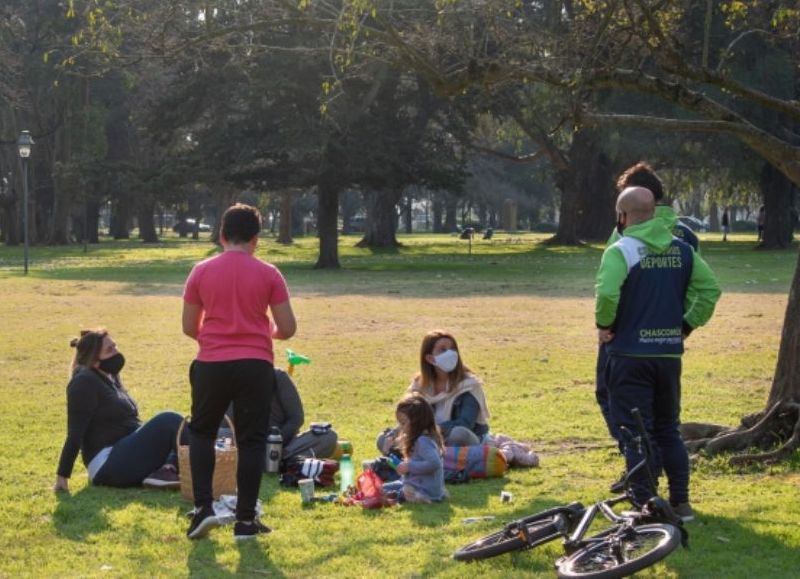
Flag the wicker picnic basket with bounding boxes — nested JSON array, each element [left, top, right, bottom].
[[177, 415, 238, 502]]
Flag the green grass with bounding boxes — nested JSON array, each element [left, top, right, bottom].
[[1, 231, 798, 578]]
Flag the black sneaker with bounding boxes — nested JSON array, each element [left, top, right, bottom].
[[143, 465, 180, 489], [233, 519, 272, 541], [186, 505, 220, 540]]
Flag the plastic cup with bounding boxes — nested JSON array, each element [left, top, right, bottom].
[[299, 479, 315, 504]]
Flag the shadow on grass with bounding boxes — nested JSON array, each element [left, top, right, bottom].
[[2, 237, 795, 298], [658, 511, 800, 578], [53, 486, 286, 577], [53, 486, 183, 542], [186, 535, 286, 578]]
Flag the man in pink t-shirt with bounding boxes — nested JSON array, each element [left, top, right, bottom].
[[182, 203, 296, 541]]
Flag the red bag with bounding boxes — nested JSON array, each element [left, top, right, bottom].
[[357, 469, 383, 499], [342, 470, 396, 509]]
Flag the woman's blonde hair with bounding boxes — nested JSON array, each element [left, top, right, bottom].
[[396, 393, 444, 458], [69, 329, 107, 375], [416, 330, 470, 392]]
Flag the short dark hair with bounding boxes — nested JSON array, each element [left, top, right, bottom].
[[221, 203, 261, 244], [616, 162, 664, 201]]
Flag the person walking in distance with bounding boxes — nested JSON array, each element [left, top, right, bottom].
[[595, 187, 720, 522], [182, 203, 296, 540], [721, 208, 730, 242]]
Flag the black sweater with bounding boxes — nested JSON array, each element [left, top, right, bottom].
[[57, 368, 141, 478]]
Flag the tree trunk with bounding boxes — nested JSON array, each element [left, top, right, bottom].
[[110, 201, 131, 239], [88, 200, 100, 243], [760, 162, 795, 249], [575, 147, 616, 241], [432, 193, 443, 233], [315, 184, 340, 269], [682, 237, 800, 464], [444, 193, 458, 233], [768, 248, 800, 406], [137, 203, 159, 243], [551, 129, 613, 245], [550, 166, 581, 245], [48, 192, 71, 245], [211, 189, 236, 245], [0, 189, 18, 246], [278, 190, 293, 244], [357, 189, 403, 247], [709, 200, 720, 232]]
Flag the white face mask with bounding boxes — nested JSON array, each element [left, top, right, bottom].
[[433, 349, 459, 373]]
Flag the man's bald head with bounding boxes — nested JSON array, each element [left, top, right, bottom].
[[617, 186, 655, 227]]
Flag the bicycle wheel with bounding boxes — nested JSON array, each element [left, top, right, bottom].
[[453, 516, 561, 562], [556, 523, 680, 579]]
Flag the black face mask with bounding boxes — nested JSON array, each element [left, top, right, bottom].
[[616, 212, 626, 235], [98, 352, 125, 375]]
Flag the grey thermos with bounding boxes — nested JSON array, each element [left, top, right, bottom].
[[266, 427, 283, 473]]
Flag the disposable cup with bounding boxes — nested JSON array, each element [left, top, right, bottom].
[[299, 478, 315, 504]]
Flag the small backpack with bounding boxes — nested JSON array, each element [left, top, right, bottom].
[[279, 457, 339, 487]]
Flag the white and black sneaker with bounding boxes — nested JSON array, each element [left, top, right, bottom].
[[186, 506, 220, 540], [233, 519, 272, 541]]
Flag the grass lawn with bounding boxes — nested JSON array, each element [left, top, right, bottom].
[[0, 231, 798, 578]]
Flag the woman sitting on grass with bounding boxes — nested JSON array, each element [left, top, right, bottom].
[[378, 330, 490, 453], [54, 329, 183, 492], [383, 393, 447, 503]]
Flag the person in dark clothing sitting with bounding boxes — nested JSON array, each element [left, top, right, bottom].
[[226, 368, 338, 464], [54, 329, 183, 492], [377, 330, 490, 454]]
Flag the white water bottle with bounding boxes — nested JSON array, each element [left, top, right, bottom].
[[266, 427, 283, 473]]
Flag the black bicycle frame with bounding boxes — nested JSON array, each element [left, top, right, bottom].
[[562, 407, 660, 553]]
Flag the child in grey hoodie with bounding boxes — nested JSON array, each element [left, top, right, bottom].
[[385, 393, 446, 503]]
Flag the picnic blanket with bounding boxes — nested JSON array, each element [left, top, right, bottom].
[[444, 444, 508, 479]]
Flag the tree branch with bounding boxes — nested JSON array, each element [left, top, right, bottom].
[[470, 144, 545, 164]]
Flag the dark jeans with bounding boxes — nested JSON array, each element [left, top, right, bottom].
[[606, 355, 689, 506], [189, 359, 274, 520], [595, 344, 614, 437], [93, 411, 183, 487], [596, 344, 624, 453]]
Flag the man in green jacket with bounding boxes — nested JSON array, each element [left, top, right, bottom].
[[596, 186, 720, 522], [597, 162, 701, 494]]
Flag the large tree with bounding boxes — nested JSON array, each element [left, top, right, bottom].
[[324, 0, 800, 461]]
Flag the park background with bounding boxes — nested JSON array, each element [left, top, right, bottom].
[[2, 1, 800, 578], [1, 232, 799, 577]]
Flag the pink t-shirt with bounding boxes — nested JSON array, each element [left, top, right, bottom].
[[183, 251, 290, 363]]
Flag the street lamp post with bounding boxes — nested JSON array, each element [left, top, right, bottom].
[[17, 130, 34, 275]]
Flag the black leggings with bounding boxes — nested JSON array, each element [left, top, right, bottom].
[[189, 359, 274, 520], [93, 411, 183, 487]]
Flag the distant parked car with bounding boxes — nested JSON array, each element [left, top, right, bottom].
[[677, 216, 708, 232], [173, 219, 211, 235]]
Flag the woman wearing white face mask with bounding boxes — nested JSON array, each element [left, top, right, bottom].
[[377, 330, 490, 453]]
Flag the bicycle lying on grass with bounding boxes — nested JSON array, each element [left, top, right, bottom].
[[454, 408, 688, 578]]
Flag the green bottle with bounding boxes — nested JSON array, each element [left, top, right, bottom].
[[339, 454, 354, 492]]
